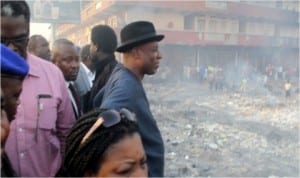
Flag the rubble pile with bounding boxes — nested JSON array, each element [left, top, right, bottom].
[[144, 82, 300, 177]]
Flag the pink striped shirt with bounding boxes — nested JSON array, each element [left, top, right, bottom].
[[5, 53, 75, 176]]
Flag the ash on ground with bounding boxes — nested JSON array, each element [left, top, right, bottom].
[[144, 81, 299, 177]]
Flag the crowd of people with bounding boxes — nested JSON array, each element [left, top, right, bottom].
[[180, 63, 298, 97], [1, 0, 165, 177]]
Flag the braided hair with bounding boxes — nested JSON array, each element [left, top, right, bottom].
[[58, 108, 138, 177], [91, 25, 117, 54]]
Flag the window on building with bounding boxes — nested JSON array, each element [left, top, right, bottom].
[[239, 21, 246, 34], [282, 1, 298, 11], [197, 18, 206, 32], [108, 16, 118, 28], [253, 23, 259, 34], [246, 22, 254, 34], [231, 20, 239, 34], [99, 20, 105, 25], [209, 19, 217, 33], [279, 26, 298, 37], [261, 2, 276, 8], [276, 1, 282, 8], [263, 23, 274, 36], [205, 1, 227, 9], [221, 19, 227, 33]]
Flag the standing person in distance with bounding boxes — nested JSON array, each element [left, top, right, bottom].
[[284, 79, 292, 98]]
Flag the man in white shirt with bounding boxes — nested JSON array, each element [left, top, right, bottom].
[[74, 44, 95, 100]]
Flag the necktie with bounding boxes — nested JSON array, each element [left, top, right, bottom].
[[69, 84, 81, 118]]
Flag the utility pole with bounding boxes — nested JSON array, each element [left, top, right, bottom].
[[50, 23, 56, 45]]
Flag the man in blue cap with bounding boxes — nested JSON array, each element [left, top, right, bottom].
[[1, 44, 29, 177], [1, 44, 29, 121]]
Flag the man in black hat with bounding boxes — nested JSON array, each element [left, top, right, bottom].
[[84, 25, 118, 113], [94, 21, 165, 177]]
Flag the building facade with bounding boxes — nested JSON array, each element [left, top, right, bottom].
[[55, 0, 299, 80]]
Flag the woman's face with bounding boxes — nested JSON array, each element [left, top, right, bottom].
[[1, 89, 10, 153], [88, 133, 148, 177], [1, 109, 9, 152], [1, 78, 23, 122]]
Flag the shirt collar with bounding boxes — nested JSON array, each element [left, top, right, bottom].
[[27, 52, 42, 78], [81, 62, 95, 77], [66, 81, 74, 88]]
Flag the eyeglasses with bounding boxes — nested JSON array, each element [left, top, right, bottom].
[[1, 34, 29, 47], [80, 108, 136, 145]]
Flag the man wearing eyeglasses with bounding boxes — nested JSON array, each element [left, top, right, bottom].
[[95, 21, 165, 177], [1, 1, 75, 177]]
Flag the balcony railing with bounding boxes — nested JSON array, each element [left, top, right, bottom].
[[160, 30, 298, 48]]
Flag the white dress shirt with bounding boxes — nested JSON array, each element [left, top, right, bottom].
[[81, 62, 95, 87]]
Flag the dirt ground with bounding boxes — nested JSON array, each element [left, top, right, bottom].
[[144, 81, 299, 177]]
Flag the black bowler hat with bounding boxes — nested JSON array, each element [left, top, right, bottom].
[[116, 21, 164, 52]]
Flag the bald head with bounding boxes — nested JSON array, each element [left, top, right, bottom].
[[52, 38, 80, 81], [28, 35, 51, 60]]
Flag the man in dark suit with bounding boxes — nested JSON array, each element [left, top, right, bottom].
[[74, 44, 95, 104], [27, 35, 51, 61], [52, 38, 81, 119], [94, 21, 165, 177]]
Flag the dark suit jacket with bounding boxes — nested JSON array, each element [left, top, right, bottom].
[[94, 64, 164, 177], [84, 54, 117, 113]]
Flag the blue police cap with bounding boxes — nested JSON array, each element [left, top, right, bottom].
[[1, 44, 29, 78]]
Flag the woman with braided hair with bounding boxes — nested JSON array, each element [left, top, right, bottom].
[[57, 108, 148, 177]]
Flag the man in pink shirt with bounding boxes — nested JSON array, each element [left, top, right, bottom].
[[1, 1, 75, 176]]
